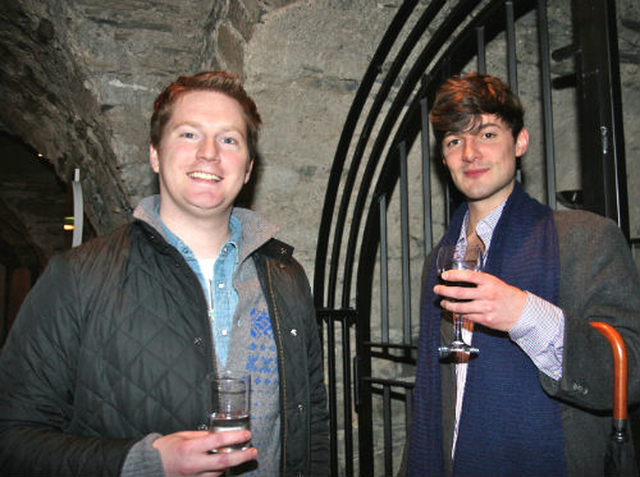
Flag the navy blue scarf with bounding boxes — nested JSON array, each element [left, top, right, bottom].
[[407, 182, 566, 477]]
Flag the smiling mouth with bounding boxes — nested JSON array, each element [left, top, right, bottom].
[[464, 167, 487, 177], [188, 171, 221, 181]]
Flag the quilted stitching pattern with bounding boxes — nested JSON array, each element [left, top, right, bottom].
[[66, 225, 214, 438]]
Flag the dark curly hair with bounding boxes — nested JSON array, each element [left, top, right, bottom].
[[430, 72, 524, 147]]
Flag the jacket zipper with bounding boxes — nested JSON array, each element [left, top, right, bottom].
[[207, 280, 219, 421], [207, 278, 218, 376], [264, 258, 288, 476]]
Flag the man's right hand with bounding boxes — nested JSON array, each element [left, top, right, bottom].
[[153, 430, 258, 476], [436, 269, 528, 332]]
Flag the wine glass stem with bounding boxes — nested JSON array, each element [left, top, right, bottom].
[[453, 313, 464, 341]]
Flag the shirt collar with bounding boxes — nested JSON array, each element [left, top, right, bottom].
[[154, 203, 242, 262], [458, 199, 507, 253], [227, 215, 241, 264]]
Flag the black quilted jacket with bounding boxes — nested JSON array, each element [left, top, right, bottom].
[[0, 220, 329, 477]]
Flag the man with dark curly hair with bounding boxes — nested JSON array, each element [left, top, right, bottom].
[[402, 72, 640, 477]]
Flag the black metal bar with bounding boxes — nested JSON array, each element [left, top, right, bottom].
[[353, 355, 360, 409], [405, 386, 414, 436], [364, 376, 416, 389], [476, 25, 486, 73], [398, 141, 412, 345], [317, 308, 358, 476], [355, 319, 373, 475], [552, 43, 578, 62], [371, 386, 414, 403], [364, 341, 418, 351], [420, 94, 433, 258], [325, 312, 339, 476], [379, 195, 389, 343], [537, 0, 557, 208], [342, 317, 353, 477], [369, 352, 417, 365], [383, 385, 393, 476], [571, 0, 629, 239], [505, 0, 518, 91]]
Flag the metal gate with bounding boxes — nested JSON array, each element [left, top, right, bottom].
[[313, 0, 635, 475]]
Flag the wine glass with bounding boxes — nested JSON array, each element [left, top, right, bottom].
[[436, 245, 483, 361]]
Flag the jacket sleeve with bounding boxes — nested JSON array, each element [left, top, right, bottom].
[[0, 254, 136, 476], [540, 211, 640, 410]]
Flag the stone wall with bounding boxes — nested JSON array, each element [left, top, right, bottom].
[[244, 0, 405, 273]]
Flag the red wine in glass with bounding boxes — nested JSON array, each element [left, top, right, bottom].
[[436, 245, 483, 360]]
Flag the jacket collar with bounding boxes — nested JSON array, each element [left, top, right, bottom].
[[132, 195, 281, 264]]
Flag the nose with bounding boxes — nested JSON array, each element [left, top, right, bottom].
[[462, 137, 480, 162], [197, 136, 219, 161]]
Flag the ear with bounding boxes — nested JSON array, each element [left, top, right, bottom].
[[515, 128, 529, 157], [150, 144, 160, 173], [243, 158, 254, 184], [441, 152, 451, 171]]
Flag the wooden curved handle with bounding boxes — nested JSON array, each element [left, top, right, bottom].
[[590, 321, 628, 420]]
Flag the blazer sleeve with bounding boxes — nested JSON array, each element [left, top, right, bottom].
[[540, 210, 640, 410]]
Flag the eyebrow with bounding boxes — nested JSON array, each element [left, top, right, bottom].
[[171, 121, 246, 136], [444, 121, 504, 137], [170, 121, 199, 130]]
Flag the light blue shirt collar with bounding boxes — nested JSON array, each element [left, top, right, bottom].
[[152, 205, 242, 367]]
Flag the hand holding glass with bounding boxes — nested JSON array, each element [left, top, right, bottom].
[[208, 373, 251, 453], [436, 245, 483, 360]]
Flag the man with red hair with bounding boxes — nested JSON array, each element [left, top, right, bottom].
[[0, 71, 329, 477]]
